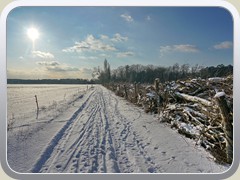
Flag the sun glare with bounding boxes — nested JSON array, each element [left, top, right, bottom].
[[27, 27, 39, 41]]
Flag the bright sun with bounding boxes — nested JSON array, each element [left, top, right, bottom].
[[27, 27, 39, 41]]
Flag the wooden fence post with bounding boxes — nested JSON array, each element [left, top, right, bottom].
[[35, 95, 39, 119]]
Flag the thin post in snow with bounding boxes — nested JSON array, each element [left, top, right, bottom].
[[35, 95, 39, 119]]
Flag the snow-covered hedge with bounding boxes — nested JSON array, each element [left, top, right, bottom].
[[106, 75, 233, 164]]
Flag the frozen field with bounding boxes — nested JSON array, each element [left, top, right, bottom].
[[7, 84, 89, 126], [7, 85, 228, 173]]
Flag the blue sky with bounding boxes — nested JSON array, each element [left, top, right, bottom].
[[7, 7, 233, 79]]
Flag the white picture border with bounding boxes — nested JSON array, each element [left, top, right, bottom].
[[0, 0, 239, 179]]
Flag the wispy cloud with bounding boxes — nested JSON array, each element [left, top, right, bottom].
[[100, 34, 109, 40], [117, 51, 135, 58], [160, 44, 199, 55], [120, 14, 134, 22], [32, 51, 54, 59], [213, 41, 233, 49], [111, 33, 128, 42], [46, 66, 79, 72], [78, 56, 98, 60], [36, 60, 79, 72], [99, 53, 111, 58], [7, 68, 47, 79], [8, 63, 89, 79], [62, 35, 116, 53], [146, 15, 151, 21], [80, 68, 92, 75], [36, 61, 60, 66], [79, 68, 93, 80]]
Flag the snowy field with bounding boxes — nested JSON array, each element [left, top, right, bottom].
[[7, 85, 228, 173], [7, 84, 89, 125]]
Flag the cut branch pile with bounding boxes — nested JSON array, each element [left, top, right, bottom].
[[106, 75, 233, 164]]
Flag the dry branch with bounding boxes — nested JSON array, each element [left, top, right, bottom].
[[105, 75, 233, 164], [175, 92, 212, 107], [214, 92, 233, 163]]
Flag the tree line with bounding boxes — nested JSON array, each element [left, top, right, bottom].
[[96, 59, 233, 84], [8, 59, 233, 85]]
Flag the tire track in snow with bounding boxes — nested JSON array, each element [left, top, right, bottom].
[[104, 90, 161, 173], [52, 103, 100, 172], [67, 88, 121, 173], [41, 92, 101, 173], [98, 91, 121, 173], [30, 89, 96, 173], [37, 87, 122, 173], [33, 86, 160, 173]]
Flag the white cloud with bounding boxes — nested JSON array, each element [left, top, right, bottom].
[[120, 14, 134, 22], [99, 53, 111, 58], [32, 51, 54, 59], [62, 35, 116, 53], [36, 60, 79, 72], [19, 56, 24, 60], [160, 44, 199, 55], [80, 68, 92, 74], [8, 66, 90, 79], [111, 33, 128, 42], [173, 44, 199, 52], [213, 41, 233, 49], [79, 68, 93, 79], [7, 68, 47, 79], [78, 56, 98, 60], [36, 61, 60, 66], [117, 51, 135, 58], [146, 15, 151, 21], [100, 34, 109, 40], [46, 66, 79, 72]]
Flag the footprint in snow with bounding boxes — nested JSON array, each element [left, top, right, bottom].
[[148, 167, 155, 173], [56, 164, 62, 169]]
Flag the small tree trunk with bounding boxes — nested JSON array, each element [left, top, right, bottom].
[[123, 84, 128, 100], [214, 93, 233, 164], [175, 92, 212, 106], [134, 82, 137, 102], [116, 84, 120, 96], [154, 78, 160, 93]]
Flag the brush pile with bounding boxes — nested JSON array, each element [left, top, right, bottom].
[[106, 75, 233, 164]]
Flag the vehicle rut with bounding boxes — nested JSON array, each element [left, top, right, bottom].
[[35, 86, 161, 173]]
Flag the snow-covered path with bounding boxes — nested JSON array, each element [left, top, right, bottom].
[[8, 85, 227, 173], [27, 86, 226, 173]]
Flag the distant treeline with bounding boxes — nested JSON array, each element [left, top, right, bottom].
[[97, 60, 233, 84], [7, 78, 96, 84], [8, 62, 233, 84]]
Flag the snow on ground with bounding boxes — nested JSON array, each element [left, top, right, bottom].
[[7, 85, 228, 173], [7, 84, 88, 126]]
